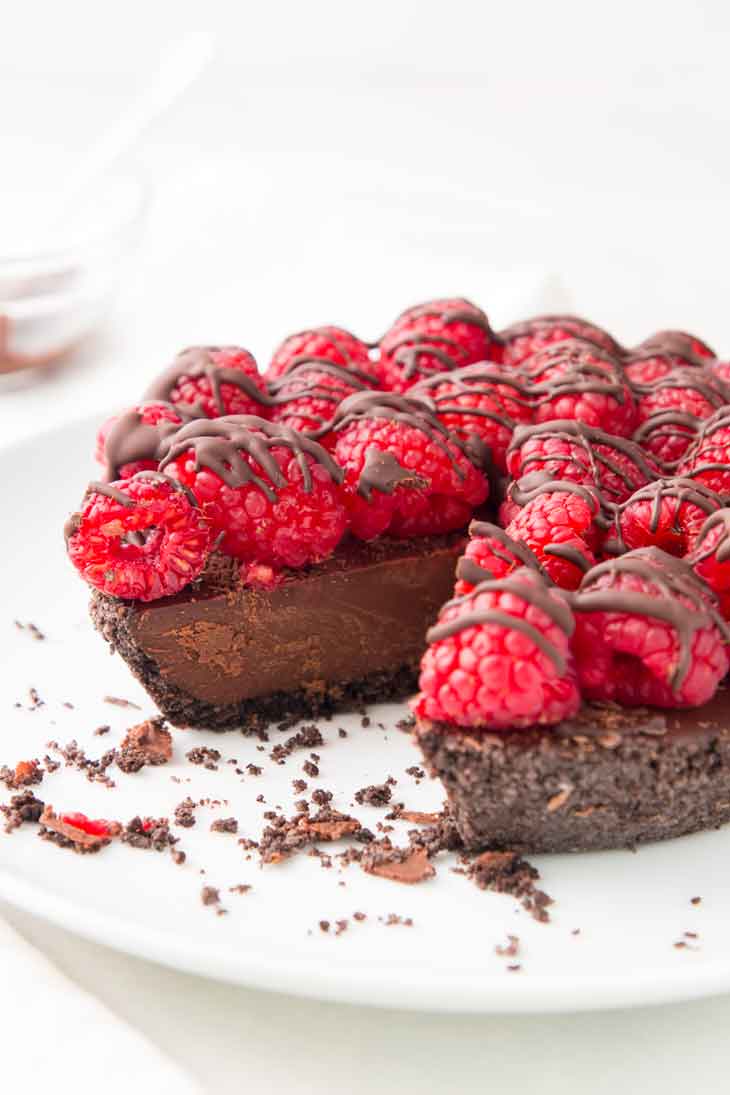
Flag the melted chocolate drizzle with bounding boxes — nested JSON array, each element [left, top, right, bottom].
[[690, 509, 730, 566], [101, 401, 197, 482], [381, 299, 492, 380], [274, 328, 377, 374], [508, 420, 657, 501], [568, 548, 730, 690], [63, 473, 197, 544], [498, 314, 623, 358], [328, 391, 490, 499], [517, 339, 629, 407], [158, 415, 343, 501], [412, 362, 532, 425], [144, 347, 269, 417], [426, 572, 574, 672], [632, 410, 702, 470], [460, 520, 545, 583], [267, 361, 371, 427], [507, 471, 615, 529], [613, 477, 723, 551], [628, 365, 727, 404]]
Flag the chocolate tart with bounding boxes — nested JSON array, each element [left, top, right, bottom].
[[416, 690, 730, 853], [90, 533, 464, 731]]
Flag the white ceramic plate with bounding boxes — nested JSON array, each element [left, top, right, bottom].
[[3, 415, 730, 1014]]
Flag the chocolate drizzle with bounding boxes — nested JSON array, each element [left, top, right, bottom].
[[506, 472, 615, 530], [690, 510, 730, 566], [101, 402, 196, 482], [427, 573, 574, 672], [459, 521, 544, 583], [678, 407, 730, 482], [158, 415, 344, 500], [632, 410, 702, 470], [144, 347, 269, 417], [273, 327, 376, 376], [63, 473, 197, 544], [508, 420, 657, 502], [613, 477, 723, 552], [636, 330, 715, 361], [569, 548, 730, 691], [412, 362, 532, 425], [267, 361, 371, 429], [381, 299, 492, 380], [358, 449, 428, 500], [518, 339, 629, 407], [498, 314, 623, 358], [628, 365, 728, 404], [328, 391, 489, 497]]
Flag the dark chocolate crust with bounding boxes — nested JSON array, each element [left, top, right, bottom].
[[416, 692, 730, 853]]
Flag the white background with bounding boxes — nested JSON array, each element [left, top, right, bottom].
[[4, 1, 730, 1091]]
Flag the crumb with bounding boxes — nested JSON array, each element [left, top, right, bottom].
[[259, 807, 362, 864], [292, 779, 307, 793], [303, 760, 319, 778], [468, 851, 553, 924], [0, 759, 42, 790], [15, 620, 45, 641], [211, 817, 238, 834], [103, 695, 141, 710], [118, 717, 172, 773], [311, 788, 332, 806], [691, 896, 702, 906], [495, 934, 520, 958], [338, 728, 347, 739], [355, 783, 392, 807], [353, 911, 366, 922], [246, 763, 262, 776], [360, 843, 435, 884], [186, 746, 221, 771], [174, 797, 197, 828], [319, 920, 330, 933], [171, 848, 186, 866], [122, 816, 178, 851], [335, 919, 348, 935], [27, 687, 44, 710], [94, 725, 111, 737], [47, 739, 116, 788], [229, 884, 252, 895], [201, 886, 221, 907], [1, 791, 44, 832]]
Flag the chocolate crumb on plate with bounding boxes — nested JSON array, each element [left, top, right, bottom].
[[691, 896, 702, 906], [27, 687, 44, 710], [14, 620, 45, 641], [355, 783, 393, 807], [117, 717, 172, 773], [259, 807, 362, 864], [468, 851, 554, 923], [186, 746, 221, 770], [319, 919, 330, 933], [103, 695, 142, 710], [174, 797, 198, 828], [39, 806, 120, 854], [1, 791, 44, 833], [211, 817, 238, 834], [311, 788, 332, 805], [122, 816, 179, 851], [94, 725, 111, 736], [247, 763, 262, 776], [303, 760, 319, 777], [495, 934, 520, 958], [335, 919, 348, 935], [201, 885, 221, 907], [0, 759, 43, 790], [361, 843, 435, 884], [229, 884, 252, 894]]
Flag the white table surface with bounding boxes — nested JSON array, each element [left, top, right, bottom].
[[4, 4, 730, 1088]]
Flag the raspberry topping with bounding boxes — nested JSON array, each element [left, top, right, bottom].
[[504, 487, 598, 590], [454, 521, 543, 596], [377, 298, 496, 392], [65, 473, 212, 601], [520, 339, 636, 436], [507, 421, 657, 505], [634, 330, 716, 363], [570, 548, 729, 708], [411, 363, 532, 472], [632, 410, 703, 471], [145, 346, 269, 419], [412, 568, 580, 730], [678, 408, 730, 496], [330, 390, 489, 540], [498, 315, 622, 367], [615, 478, 723, 557], [268, 361, 371, 437], [96, 401, 191, 481], [160, 416, 347, 567], [624, 350, 710, 387], [688, 510, 730, 618], [267, 326, 374, 382]]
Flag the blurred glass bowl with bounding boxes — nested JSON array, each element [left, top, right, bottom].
[[0, 175, 148, 375]]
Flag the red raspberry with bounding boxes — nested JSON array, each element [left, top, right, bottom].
[[616, 478, 723, 557], [521, 340, 636, 436], [266, 326, 375, 382], [145, 346, 269, 419], [632, 410, 703, 471], [498, 315, 622, 368], [65, 474, 212, 601], [268, 362, 370, 439], [377, 298, 497, 392], [412, 567, 580, 730], [625, 350, 709, 387], [331, 391, 489, 540], [507, 422, 658, 505], [678, 409, 730, 495], [504, 489, 598, 590], [160, 416, 348, 568], [710, 360, 730, 386], [688, 510, 730, 618], [634, 330, 716, 363], [453, 521, 544, 596], [411, 363, 532, 472], [59, 812, 119, 838], [95, 402, 189, 480], [571, 548, 729, 708]]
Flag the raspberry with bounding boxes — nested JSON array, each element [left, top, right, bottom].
[[59, 812, 118, 838], [615, 478, 723, 557], [454, 521, 543, 596], [268, 361, 370, 438], [507, 421, 658, 505], [266, 326, 374, 382], [570, 548, 729, 708], [678, 409, 730, 495], [377, 298, 497, 392], [625, 351, 709, 387], [411, 363, 532, 471], [498, 315, 622, 368], [160, 416, 347, 568], [412, 568, 580, 730], [95, 401, 189, 480], [330, 391, 488, 540], [688, 510, 730, 617], [710, 360, 730, 387], [65, 474, 211, 601], [504, 489, 598, 590], [145, 346, 269, 419], [634, 330, 716, 363], [632, 410, 703, 471], [521, 340, 636, 436]]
